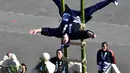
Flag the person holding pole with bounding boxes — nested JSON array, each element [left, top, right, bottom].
[[30, 0, 118, 44], [50, 0, 119, 43], [29, 12, 96, 44], [97, 42, 121, 73]]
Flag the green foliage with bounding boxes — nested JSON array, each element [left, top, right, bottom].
[[35, 57, 47, 73], [8, 65, 17, 73]]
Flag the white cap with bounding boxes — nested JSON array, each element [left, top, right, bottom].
[[42, 52, 50, 61]]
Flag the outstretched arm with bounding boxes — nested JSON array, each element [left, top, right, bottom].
[[29, 29, 42, 35], [30, 27, 62, 38]]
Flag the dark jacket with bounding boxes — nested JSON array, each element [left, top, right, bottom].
[[97, 49, 116, 71], [50, 57, 67, 73]]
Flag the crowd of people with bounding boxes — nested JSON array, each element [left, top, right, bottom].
[[0, 0, 121, 73], [0, 52, 27, 73]]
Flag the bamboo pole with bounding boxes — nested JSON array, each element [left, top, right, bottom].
[[60, 0, 68, 73], [80, 0, 87, 73]]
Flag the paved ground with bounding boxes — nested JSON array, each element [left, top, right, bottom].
[[0, 0, 130, 73]]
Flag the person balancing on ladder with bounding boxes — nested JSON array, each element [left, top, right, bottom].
[[29, 5, 96, 45], [29, 0, 118, 46]]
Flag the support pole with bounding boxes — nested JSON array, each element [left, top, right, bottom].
[[60, 0, 68, 73], [80, 0, 87, 73], [61, 0, 65, 15], [60, 0, 67, 56], [81, 0, 85, 24]]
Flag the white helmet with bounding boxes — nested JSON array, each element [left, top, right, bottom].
[[42, 52, 50, 61]]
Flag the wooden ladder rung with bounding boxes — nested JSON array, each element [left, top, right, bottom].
[[70, 42, 86, 46], [62, 57, 87, 63]]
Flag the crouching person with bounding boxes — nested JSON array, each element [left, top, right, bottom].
[[35, 52, 55, 73], [0, 52, 27, 73]]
